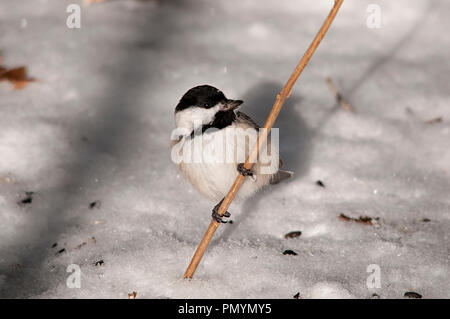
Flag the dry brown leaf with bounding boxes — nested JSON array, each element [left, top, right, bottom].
[[339, 213, 378, 225], [404, 291, 422, 299], [426, 117, 443, 124], [0, 66, 35, 90], [284, 231, 302, 239]]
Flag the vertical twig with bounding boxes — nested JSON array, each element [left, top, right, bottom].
[[184, 0, 344, 279]]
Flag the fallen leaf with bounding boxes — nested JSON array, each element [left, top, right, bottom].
[[339, 213, 378, 225], [426, 117, 443, 124], [283, 249, 298, 256], [339, 213, 351, 222], [89, 200, 102, 209], [404, 291, 422, 299], [18, 191, 34, 206], [316, 180, 325, 188], [358, 216, 373, 224], [0, 66, 35, 90], [284, 231, 302, 239]]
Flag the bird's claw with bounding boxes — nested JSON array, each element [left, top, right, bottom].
[[212, 210, 231, 223], [237, 163, 253, 177], [211, 198, 231, 223]]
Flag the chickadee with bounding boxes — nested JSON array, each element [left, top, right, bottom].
[[171, 85, 292, 223]]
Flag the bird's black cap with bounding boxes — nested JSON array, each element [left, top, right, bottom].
[[175, 85, 241, 112]]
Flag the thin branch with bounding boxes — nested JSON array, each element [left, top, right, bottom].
[[184, 0, 344, 279], [325, 77, 355, 112]]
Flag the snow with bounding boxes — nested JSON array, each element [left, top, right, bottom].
[[0, 0, 449, 299]]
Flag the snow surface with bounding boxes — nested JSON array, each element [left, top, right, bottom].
[[0, 0, 449, 299]]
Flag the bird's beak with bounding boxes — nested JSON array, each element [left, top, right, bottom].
[[219, 99, 243, 112]]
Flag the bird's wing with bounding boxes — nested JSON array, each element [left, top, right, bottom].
[[236, 111, 260, 129], [236, 111, 287, 171]]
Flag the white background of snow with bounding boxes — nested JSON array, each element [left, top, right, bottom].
[[0, 0, 449, 299]]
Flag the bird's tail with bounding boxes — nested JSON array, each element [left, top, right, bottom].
[[270, 169, 294, 185]]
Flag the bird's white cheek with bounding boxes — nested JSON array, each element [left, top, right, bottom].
[[175, 106, 220, 131]]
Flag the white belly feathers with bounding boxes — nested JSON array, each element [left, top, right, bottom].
[[173, 122, 279, 202]]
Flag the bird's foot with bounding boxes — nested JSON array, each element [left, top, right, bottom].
[[237, 163, 253, 177], [211, 198, 231, 223], [238, 163, 257, 181]]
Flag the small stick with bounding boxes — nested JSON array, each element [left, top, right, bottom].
[[184, 0, 344, 279], [325, 77, 355, 112], [425, 117, 443, 124]]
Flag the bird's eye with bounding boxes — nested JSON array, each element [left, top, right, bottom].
[[204, 103, 209, 107]]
